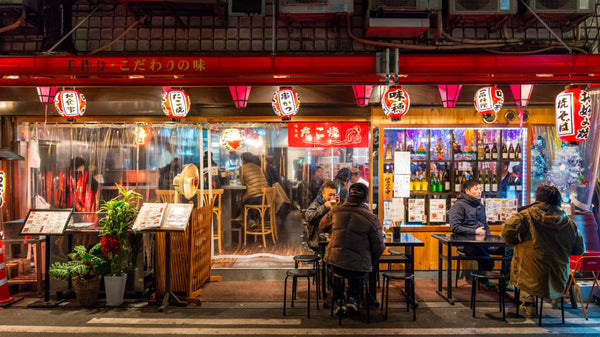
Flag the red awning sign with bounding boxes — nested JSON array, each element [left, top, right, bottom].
[[288, 122, 369, 148]]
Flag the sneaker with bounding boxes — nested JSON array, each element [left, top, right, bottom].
[[482, 280, 496, 290], [345, 297, 359, 313], [519, 304, 537, 318], [505, 281, 515, 292], [333, 300, 346, 316]]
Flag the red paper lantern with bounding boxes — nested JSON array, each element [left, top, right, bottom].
[[272, 88, 300, 120], [382, 87, 410, 121], [555, 88, 591, 143], [474, 86, 504, 114], [220, 128, 243, 152], [161, 89, 190, 120], [54, 89, 87, 121]]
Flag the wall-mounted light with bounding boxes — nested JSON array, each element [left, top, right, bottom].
[[229, 86, 251, 108], [352, 85, 373, 106], [438, 84, 462, 108]]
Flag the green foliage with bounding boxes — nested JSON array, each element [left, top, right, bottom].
[[49, 244, 109, 281], [98, 184, 141, 276]]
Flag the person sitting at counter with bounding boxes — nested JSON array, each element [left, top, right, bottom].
[[240, 152, 269, 229], [304, 181, 339, 250], [332, 167, 351, 203]]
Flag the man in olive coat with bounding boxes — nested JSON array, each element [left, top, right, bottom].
[[502, 184, 584, 317], [319, 183, 385, 314]]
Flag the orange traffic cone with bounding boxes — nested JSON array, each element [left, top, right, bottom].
[[0, 239, 21, 308]]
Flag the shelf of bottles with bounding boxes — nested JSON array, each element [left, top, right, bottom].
[[382, 127, 527, 226]]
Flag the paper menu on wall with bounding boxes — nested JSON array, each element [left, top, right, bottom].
[[429, 199, 447, 223], [394, 174, 410, 198], [133, 203, 194, 231], [384, 198, 405, 223], [407, 198, 425, 223], [394, 151, 411, 174], [483, 198, 517, 222], [21, 209, 72, 235]]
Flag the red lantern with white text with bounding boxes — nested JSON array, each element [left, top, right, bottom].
[[555, 88, 591, 143], [220, 128, 243, 152], [382, 87, 410, 121], [162, 89, 190, 120], [272, 88, 300, 120], [54, 89, 87, 121], [474, 86, 504, 114]]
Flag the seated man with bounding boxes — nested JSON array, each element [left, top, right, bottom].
[[319, 183, 385, 315], [502, 184, 584, 317], [304, 181, 339, 250], [449, 178, 508, 288]]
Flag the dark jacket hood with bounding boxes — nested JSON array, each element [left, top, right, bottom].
[[457, 193, 481, 207], [529, 202, 570, 230]]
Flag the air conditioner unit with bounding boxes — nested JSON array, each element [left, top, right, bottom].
[[279, 0, 353, 20], [448, 0, 517, 15], [228, 0, 264, 16], [526, 0, 595, 14], [370, 0, 442, 12]]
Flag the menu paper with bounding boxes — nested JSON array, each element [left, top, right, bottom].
[[429, 199, 447, 223], [394, 174, 410, 198], [132, 203, 194, 231], [162, 203, 194, 230], [484, 198, 517, 222], [133, 203, 167, 230], [21, 209, 72, 235], [408, 198, 425, 223], [394, 151, 411, 175], [384, 198, 405, 223]]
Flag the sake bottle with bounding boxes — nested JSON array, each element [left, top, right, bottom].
[[515, 142, 522, 160], [443, 165, 451, 192], [508, 141, 515, 160], [385, 143, 393, 161], [501, 142, 508, 160], [477, 142, 484, 160], [491, 173, 498, 192], [454, 170, 461, 193], [410, 175, 415, 191], [421, 174, 428, 192], [484, 173, 491, 192], [437, 173, 443, 193], [491, 140, 498, 160], [484, 143, 491, 160], [414, 174, 421, 191]]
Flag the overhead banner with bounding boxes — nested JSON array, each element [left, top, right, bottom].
[[288, 122, 369, 148]]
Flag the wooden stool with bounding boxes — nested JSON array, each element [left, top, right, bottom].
[[201, 189, 224, 254], [283, 268, 319, 318], [471, 271, 506, 321], [381, 271, 416, 320], [244, 187, 276, 247]]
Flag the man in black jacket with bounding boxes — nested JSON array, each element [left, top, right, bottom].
[[304, 181, 338, 250]]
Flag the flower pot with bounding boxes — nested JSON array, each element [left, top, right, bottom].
[[104, 274, 127, 306], [72, 275, 101, 306]]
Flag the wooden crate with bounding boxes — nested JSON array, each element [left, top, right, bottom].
[[155, 204, 212, 298]]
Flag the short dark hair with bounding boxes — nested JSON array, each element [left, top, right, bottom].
[[348, 183, 368, 201], [321, 181, 337, 191], [535, 184, 562, 207], [462, 178, 480, 192], [335, 168, 351, 182], [71, 157, 85, 170]]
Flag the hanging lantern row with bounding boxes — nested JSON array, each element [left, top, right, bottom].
[[220, 128, 243, 152], [161, 89, 191, 121], [555, 88, 591, 143], [54, 89, 87, 122], [381, 87, 410, 122], [272, 87, 300, 121]]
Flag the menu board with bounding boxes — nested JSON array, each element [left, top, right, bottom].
[[21, 209, 72, 235], [133, 203, 194, 232], [429, 199, 447, 223], [484, 198, 518, 222], [407, 198, 425, 223]]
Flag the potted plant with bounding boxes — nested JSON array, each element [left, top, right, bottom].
[[49, 244, 109, 306], [98, 184, 141, 306]]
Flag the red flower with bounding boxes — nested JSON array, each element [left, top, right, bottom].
[[100, 234, 121, 255]]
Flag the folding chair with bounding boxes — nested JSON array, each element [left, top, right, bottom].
[[564, 251, 600, 320]]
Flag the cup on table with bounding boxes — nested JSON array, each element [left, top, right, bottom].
[[329, 198, 338, 207]]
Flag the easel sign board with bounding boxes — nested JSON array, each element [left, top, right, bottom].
[[133, 203, 194, 232], [20, 209, 73, 235]]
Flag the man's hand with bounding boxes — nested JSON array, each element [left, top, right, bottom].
[[475, 227, 486, 236]]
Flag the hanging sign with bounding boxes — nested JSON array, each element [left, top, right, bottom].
[[161, 89, 190, 119], [220, 128, 243, 152], [555, 88, 591, 143], [382, 87, 410, 121], [474, 86, 504, 114], [272, 88, 300, 120], [288, 122, 369, 148], [54, 89, 87, 121], [134, 127, 151, 146], [0, 169, 5, 209]]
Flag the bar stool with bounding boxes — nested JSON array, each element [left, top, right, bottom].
[[283, 268, 319, 318], [470, 270, 506, 321], [293, 254, 320, 298], [381, 271, 416, 320], [201, 189, 224, 254], [514, 288, 565, 325], [244, 187, 276, 247], [330, 273, 370, 325]]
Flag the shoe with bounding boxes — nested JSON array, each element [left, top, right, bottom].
[[551, 298, 558, 310], [333, 300, 346, 316], [345, 297, 359, 313], [505, 281, 515, 292], [248, 219, 259, 230], [482, 280, 496, 290], [519, 304, 537, 318]]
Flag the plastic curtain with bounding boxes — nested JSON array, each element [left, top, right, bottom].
[[574, 89, 600, 210]]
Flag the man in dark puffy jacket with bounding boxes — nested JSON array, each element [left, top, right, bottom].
[[319, 183, 385, 315], [304, 181, 338, 250]]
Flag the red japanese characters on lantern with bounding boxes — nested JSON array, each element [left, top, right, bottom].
[[0, 169, 5, 209], [474, 86, 504, 114], [382, 87, 410, 121], [272, 88, 300, 120], [162, 89, 190, 120], [54, 89, 87, 121], [555, 88, 591, 143], [134, 127, 151, 146], [220, 128, 243, 152]]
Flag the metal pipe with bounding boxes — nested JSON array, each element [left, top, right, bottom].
[[520, 0, 572, 54], [46, 6, 100, 54]]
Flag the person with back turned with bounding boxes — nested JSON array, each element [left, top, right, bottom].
[[319, 183, 384, 315], [502, 184, 584, 318]]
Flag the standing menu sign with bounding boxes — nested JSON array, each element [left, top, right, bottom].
[[133, 203, 194, 231], [20, 209, 73, 235]]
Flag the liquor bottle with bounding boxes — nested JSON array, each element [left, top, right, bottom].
[[454, 170, 461, 193], [437, 173, 443, 193], [413, 174, 421, 191], [491, 173, 498, 192], [410, 175, 415, 191], [484, 143, 491, 160], [501, 142, 508, 160], [491, 140, 498, 160], [515, 172, 522, 192], [430, 173, 437, 192], [515, 142, 522, 160], [395, 141, 400, 150], [484, 173, 491, 192], [443, 165, 451, 192], [477, 142, 484, 160], [508, 141, 515, 160], [421, 174, 428, 192], [479, 173, 484, 189], [385, 143, 393, 161]]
